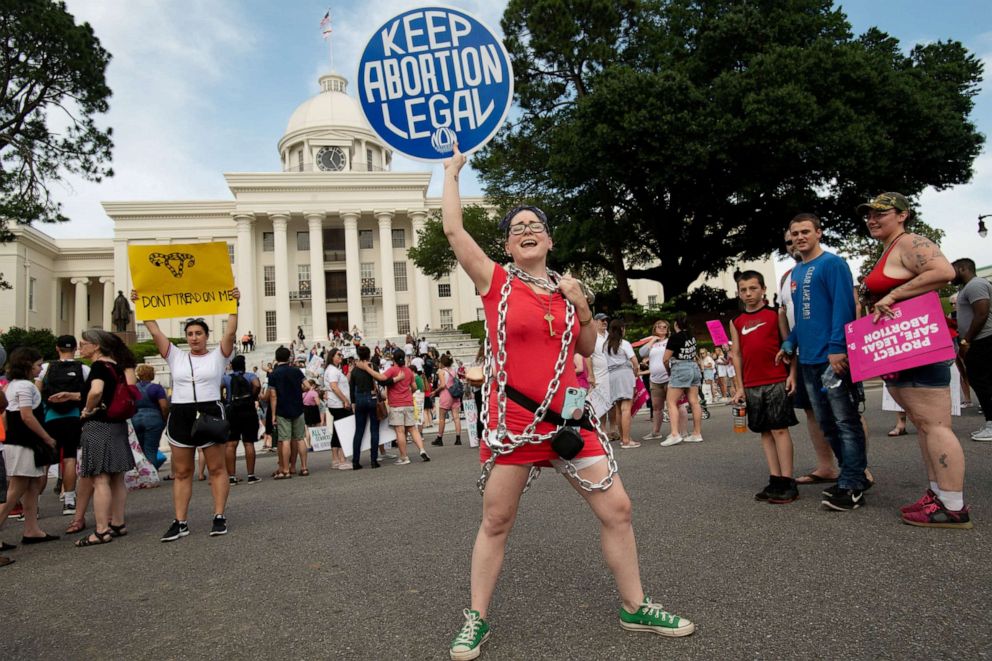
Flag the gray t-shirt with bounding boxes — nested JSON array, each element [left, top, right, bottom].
[[958, 277, 992, 342]]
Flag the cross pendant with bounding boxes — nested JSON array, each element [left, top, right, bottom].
[[544, 312, 555, 337]]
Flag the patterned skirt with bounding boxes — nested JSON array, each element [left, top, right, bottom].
[[80, 419, 135, 477]]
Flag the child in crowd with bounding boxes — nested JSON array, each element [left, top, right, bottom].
[[698, 348, 716, 402], [729, 271, 799, 504], [714, 347, 729, 401]]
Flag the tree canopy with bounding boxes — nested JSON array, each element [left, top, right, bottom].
[[0, 0, 113, 238], [473, 0, 985, 301], [408, 205, 505, 279]]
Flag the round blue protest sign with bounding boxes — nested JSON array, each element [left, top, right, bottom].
[[357, 7, 514, 162]]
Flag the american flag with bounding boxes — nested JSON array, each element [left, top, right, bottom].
[[320, 10, 332, 39]]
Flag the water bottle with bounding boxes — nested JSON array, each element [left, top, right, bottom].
[[821, 366, 843, 391], [733, 404, 747, 433]]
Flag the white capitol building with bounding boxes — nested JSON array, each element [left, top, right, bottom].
[[0, 70, 775, 343]]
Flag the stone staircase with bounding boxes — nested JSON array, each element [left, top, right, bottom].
[[421, 329, 481, 365]]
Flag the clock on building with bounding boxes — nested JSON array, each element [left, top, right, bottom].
[[316, 146, 346, 172]]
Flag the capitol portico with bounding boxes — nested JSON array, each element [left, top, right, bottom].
[[0, 70, 774, 342]]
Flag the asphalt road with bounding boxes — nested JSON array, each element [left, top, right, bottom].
[[2, 390, 991, 660]]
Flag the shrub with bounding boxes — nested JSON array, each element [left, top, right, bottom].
[[457, 320, 486, 341], [0, 327, 58, 361]]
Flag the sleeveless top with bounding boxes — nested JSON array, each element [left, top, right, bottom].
[[862, 234, 911, 305]]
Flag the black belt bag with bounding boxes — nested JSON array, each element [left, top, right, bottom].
[[504, 386, 589, 461]]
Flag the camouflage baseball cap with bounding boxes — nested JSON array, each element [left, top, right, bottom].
[[857, 192, 910, 214]]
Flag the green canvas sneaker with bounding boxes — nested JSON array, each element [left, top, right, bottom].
[[450, 609, 491, 660], [619, 597, 695, 637]]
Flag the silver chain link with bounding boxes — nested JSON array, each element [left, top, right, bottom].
[[477, 265, 618, 494]]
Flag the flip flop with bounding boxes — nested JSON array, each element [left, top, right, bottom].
[[0, 556, 13, 568], [795, 472, 838, 485], [21, 533, 60, 545], [299, 469, 310, 477], [0, 542, 16, 551], [887, 428, 908, 437], [273, 472, 293, 480]]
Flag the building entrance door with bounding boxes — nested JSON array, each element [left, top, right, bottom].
[[327, 312, 349, 334]]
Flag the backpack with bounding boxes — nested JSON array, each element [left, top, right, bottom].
[[228, 372, 254, 408], [447, 370, 464, 399], [42, 360, 85, 414], [105, 366, 138, 422]]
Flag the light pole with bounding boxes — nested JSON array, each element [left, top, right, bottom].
[[979, 214, 991, 238]]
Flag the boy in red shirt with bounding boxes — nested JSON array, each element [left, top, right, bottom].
[[730, 271, 800, 504]]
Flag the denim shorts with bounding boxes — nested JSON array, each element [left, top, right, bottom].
[[882, 360, 952, 389], [669, 360, 702, 388]]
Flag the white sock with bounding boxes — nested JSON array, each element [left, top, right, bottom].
[[64, 490, 76, 505], [940, 490, 964, 511], [929, 481, 939, 493]]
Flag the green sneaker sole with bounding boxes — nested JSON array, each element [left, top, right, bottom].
[[620, 619, 696, 637], [450, 629, 491, 661]]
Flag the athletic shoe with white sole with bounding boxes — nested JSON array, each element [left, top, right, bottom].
[[161, 519, 189, 542], [450, 609, 490, 661], [642, 432, 662, 441], [209, 514, 228, 536], [660, 435, 683, 447], [683, 434, 703, 443], [971, 422, 992, 441], [619, 597, 695, 637], [822, 489, 865, 511], [395, 457, 411, 465]]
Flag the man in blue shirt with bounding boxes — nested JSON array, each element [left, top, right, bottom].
[[781, 213, 869, 511]]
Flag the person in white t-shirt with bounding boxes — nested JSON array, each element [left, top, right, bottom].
[[639, 320, 670, 440], [588, 313, 613, 425], [322, 348, 352, 469], [606, 319, 640, 448]]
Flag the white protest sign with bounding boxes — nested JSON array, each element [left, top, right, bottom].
[[333, 415, 396, 458]]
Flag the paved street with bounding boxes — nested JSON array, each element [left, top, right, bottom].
[[3, 390, 991, 660]]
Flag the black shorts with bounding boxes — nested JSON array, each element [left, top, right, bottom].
[[227, 407, 259, 445], [166, 401, 225, 448], [424, 396, 434, 410], [745, 382, 798, 433], [45, 416, 82, 458], [303, 404, 321, 427]]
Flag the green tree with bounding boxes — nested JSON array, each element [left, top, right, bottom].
[[0, 0, 113, 237], [475, 0, 984, 302], [0, 326, 58, 361], [407, 205, 504, 279]]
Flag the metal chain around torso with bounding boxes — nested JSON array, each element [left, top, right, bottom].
[[477, 264, 618, 494]]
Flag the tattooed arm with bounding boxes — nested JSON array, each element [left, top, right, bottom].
[[872, 234, 955, 321]]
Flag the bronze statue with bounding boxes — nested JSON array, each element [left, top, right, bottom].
[[112, 290, 131, 332]]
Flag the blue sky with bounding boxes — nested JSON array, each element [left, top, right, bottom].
[[52, 0, 992, 268]]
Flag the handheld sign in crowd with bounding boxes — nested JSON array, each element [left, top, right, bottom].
[[128, 242, 236, 321], [356, 7, 513, 161], [845, 292, 955, 383], [309, 427, 334, 453], [333, 415, 396, 458], [705, 320, 730, 347]]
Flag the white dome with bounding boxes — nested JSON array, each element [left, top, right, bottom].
[[282, 73, 371, 138]]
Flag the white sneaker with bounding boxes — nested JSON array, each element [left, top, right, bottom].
[[972, 423, 992, 442], [620, 442, 641, 449], [684, 434, 704, 443], [660, 435, 683, 447], [642, 432, 662, 441], [395, 456, 411, 465]]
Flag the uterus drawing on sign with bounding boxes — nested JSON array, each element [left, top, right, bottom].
[[431, 126, 456, 154], [148, 252, 196, 278]]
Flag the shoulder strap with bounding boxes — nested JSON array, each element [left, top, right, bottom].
[[188, 354, 198, 403]]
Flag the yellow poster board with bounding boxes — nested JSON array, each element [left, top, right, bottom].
[[128, 242, 236, 321]]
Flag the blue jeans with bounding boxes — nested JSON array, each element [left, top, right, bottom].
[[132, 409, 165, 469], [352, 395, 380, 466], [801, 363, 867, 490]]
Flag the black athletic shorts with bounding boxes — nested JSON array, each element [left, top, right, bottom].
[[745, 382, 799, 433], [45, 416, 82, 458], [227, 406, 259, 445]]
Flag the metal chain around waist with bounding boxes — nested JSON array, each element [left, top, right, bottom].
[[477, 265, 617, 494]]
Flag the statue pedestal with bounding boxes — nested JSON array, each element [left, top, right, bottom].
[[115, 331, 137, 346]]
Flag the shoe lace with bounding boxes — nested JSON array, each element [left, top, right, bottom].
[[639, 598, 676, 624], [454, 609, 483, 645]]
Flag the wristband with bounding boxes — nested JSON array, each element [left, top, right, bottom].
[[780, 340, 794, 355], [579, 315, 592, 327]]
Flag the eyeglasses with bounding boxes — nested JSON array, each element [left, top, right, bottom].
[[508, 222, 547, 236]]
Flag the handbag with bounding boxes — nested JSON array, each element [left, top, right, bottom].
[[375, 386, 389, 421], [188, 355, 230, 444]]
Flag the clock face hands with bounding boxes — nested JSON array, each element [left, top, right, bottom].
[[316, 146, 345, 171]]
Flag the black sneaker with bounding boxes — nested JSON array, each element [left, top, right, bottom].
[[246, 475, 261, 484], [420, 450, 431, 462], [454, 437, 462, 446], [228, 476, 238, 486], [822, 489, 865, 511], [161, 520, 189, 542], [370, 460, 381, 469], [821, 484, 843, 499], [431, 438, 444, 446], [210, 514, 228, 536]]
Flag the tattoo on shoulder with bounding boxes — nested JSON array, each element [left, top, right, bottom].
[[907, 235, 944, 271]]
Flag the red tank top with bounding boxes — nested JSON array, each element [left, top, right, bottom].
[[732, 306, 788, 388], [863, 234, 911, 299]]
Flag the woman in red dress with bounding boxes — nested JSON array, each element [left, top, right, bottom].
[[442, 145, 694, 661]]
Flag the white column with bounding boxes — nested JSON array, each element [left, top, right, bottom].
[[410, 211, 433, 332], [71, 277, 90, 338], [270, 212, 292, 344], [307, 212, 328, 340], [342, 212, 363, 332], [234, 213, 256, 340], [100, 277, 114, 330], [377, 211, 398, 338]]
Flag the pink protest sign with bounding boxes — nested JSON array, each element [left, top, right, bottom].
[[706, 320, 730, 346], [845, 292, 955, 383]]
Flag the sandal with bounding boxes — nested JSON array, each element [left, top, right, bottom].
[[0, 556, 13, 568], [0, 542, 16, 552], [887, 427, 908, 437], [299, 469, 310, 477], [65, 519, 87, 534], [273, 472, 293, 480], [163, 475, 175, 481], [109, 523, 128, 538], [795, 472, 838, 485], [75, 529, 114, 548]]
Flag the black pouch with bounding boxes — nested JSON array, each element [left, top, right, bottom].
[[550, 425, 584, 460]]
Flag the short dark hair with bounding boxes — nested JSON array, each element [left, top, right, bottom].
[[439, 354, 453, 367], [789, 212, 821, 230], [952, 258, 976, 273], [275, 346, 291, 362], [392, 349, 406, 365], [673, 312, 692, 334], [737, 270, 765, 288], [357, 345, 371, 361], [7, 346, 42, 380], [499, 205, 549, 235], [184, 318, 210, 336], [231, 355, 246, 372]]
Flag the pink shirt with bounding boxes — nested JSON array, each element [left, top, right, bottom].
[[303, 390, 319, 406]]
